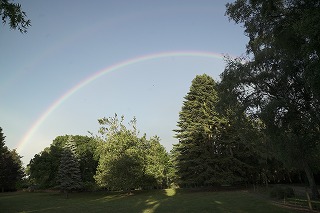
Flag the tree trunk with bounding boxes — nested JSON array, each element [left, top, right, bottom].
[[303, 160, 319, 200]]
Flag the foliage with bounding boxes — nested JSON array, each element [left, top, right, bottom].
[[174, 74, 221, 186], [53, 135, 98, 184], [0, 127, 24, 192], [173, 74, 261, 186], [57, 136, 82, 195], [225, 0, 320, 199], [217, 76, 269, 185], [27, 135, 98, 190], [27, 146, 62, 189], [95, 131, 145, 190], [0, 0, 31, 33], [94, 114, 170, 191], [144, 135, 171, 188]]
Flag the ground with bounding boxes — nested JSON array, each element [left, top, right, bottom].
[[0, 188, 311, 212]]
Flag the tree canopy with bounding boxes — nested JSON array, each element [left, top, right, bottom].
[[94, 114, 170, 191], [27, 135, 98, 190], [225, 0, 320, 199], [173, 74, 264, 187]]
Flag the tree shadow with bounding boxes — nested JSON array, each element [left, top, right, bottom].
[[126, 188, 179, 213]]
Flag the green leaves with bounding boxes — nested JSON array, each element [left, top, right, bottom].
[[94, 115, 170, 191], [225, 0, 320, 198], [0, 0, 31, 33], [28, 135, 98, 189]]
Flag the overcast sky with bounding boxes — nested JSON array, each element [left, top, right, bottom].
[[0, 0, 248, 165]]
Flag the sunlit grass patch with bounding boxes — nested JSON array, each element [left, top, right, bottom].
[[164, 188, 176, 196]]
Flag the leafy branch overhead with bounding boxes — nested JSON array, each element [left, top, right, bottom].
[[0, 0, 31, 33]]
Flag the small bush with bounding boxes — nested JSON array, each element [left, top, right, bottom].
[[270, 186, 294, 199]]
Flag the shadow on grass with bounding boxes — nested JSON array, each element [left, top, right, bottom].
[[0, 188, 300, 213], [85, 188, 179, 212]]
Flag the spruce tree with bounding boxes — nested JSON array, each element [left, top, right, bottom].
[[58, 136, 82, 197], [174, 74, 225, 187]]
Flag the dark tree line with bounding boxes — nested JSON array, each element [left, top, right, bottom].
[[174, 74, 279, 187], [27, 135, 98, 190], [173, 0, 320, 199], [27, 115, 173, 192], [0, 127, 24, 192], [224, 0, 320, 199]]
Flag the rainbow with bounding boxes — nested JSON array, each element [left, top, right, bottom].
[[17, 50, 226, 153]]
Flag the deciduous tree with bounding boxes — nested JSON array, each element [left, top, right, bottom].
[[144, 135, 170, 189], [94, 115, 145, 191], [225, 0, 320, 199], [94, 114, 170, 191]]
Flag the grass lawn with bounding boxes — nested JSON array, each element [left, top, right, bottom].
[[0, 189, 301, 213]]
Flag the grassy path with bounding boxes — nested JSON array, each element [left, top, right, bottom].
[[0, 189, 301, 212]]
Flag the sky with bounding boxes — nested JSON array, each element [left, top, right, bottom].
[[0, 0, 248, 165]]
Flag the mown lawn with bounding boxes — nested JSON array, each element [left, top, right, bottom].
[[0, 189, 299, 213]]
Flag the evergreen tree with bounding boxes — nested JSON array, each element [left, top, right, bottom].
[[0, 127, 24, 192], [0, 127, 5, 150], [174, 74, 227, 186], [58, 136, 82, 197]]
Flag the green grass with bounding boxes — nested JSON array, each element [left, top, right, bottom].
[[0, 189, 299, 213]]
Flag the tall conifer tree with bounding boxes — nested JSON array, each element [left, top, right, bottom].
[[58, 136, 82, 197], [174, 74, 226, 186]]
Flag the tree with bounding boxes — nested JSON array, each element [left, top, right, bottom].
[[0, 0, 31, 33], [94, 114, 170, 191], [225, 0, 320, 199], [57, 136, 82, 197], [0, 127, 24, 192], [174, 74, 239, 186], [52, 135, 98, 185], [144, 135, 170, 189], [94, 115, 143, 191], [28, 135, 98, 189], [27, 146, 62, 189]]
